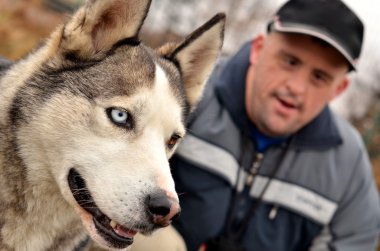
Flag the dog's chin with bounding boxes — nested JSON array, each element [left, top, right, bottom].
[[67, 168, 153, 249], [75, 205, 135, 250]]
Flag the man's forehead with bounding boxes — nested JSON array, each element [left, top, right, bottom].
[[265, 32, 349, 70]]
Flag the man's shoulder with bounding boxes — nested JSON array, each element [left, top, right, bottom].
[[328, 112, 372, 182], [332, 112, 366, 152]]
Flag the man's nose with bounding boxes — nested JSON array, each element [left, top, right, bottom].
[[285, 71, 308, 95]]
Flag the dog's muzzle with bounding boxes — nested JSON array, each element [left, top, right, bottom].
[[67, 168, 180, 249]]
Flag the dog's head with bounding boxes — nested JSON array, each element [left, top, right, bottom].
[[10, 0, 224, 249]]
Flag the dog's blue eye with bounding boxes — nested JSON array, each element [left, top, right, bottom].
[[112, 109, 128, 122], [106, 107, 133, 129]]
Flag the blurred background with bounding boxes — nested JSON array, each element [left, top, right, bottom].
[[0, 0, 379, 217]]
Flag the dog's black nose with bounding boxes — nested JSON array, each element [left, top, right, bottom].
[[146, 192, 181, 227], [148, 194, 171, 216]]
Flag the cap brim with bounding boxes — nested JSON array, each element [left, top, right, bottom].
[[270, 20, 356, 71]]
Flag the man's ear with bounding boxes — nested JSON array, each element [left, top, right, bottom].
[[250, 34, 265, 65], [159, 14, 225, 110], [50, 0, 152, 63], [332, 77, 349, 99]]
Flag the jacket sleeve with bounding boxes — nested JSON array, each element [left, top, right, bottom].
[[311, 148, 380, 251], [170, 154, 234, 251]]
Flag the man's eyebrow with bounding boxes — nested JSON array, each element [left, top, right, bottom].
[[278, 50, 302, 63]]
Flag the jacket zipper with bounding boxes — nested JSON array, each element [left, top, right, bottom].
[[245, 152, 264, 187], [245, 153, 279, 220]]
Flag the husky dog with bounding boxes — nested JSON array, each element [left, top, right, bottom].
[[0, 0, 225, 250]]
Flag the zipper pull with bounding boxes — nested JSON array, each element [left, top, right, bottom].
[[268, 205, 279, 220], [245, 152, 264, 186]]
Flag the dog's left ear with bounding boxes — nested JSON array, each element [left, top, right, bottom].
[[159, 14, 226, 109], [53, 0, 152, 62]]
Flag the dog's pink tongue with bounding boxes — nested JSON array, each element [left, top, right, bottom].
[[114, 224, 137, 238]]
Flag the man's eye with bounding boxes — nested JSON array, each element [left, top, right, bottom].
[[285, 56, 298, 66], [279, 55, 299, 69], [106, 107, 134, 129], [314, 72, 324, 80], [167, 134, 181, 150], [312, 72, 329, 86]]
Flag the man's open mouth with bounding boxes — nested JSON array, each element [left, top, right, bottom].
[[67, 168, 137, 249], [277, 97, 298, 110]]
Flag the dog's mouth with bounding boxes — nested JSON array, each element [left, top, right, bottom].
[[67, 168, 138, 249]]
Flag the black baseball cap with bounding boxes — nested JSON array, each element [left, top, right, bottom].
[[267, 0, 364, 71]]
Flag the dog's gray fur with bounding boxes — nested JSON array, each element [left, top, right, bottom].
[[0, 0, 225, 250]]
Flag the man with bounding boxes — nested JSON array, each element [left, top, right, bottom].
[[132, 0, 380, 250]]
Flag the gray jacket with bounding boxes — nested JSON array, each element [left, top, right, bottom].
[[171, 43, 380, 251]]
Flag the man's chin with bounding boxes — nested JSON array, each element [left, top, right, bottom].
[[255, 119, 295, 138]]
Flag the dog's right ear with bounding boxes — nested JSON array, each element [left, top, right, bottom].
[[50, 0, 152, 63]]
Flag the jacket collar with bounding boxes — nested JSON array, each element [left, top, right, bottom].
[[215, 42, 342, 150]]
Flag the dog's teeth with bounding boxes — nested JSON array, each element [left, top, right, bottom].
[[110, 220, 117, 229]]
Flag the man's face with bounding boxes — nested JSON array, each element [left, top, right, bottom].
[[245, 32, 349, 137]]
